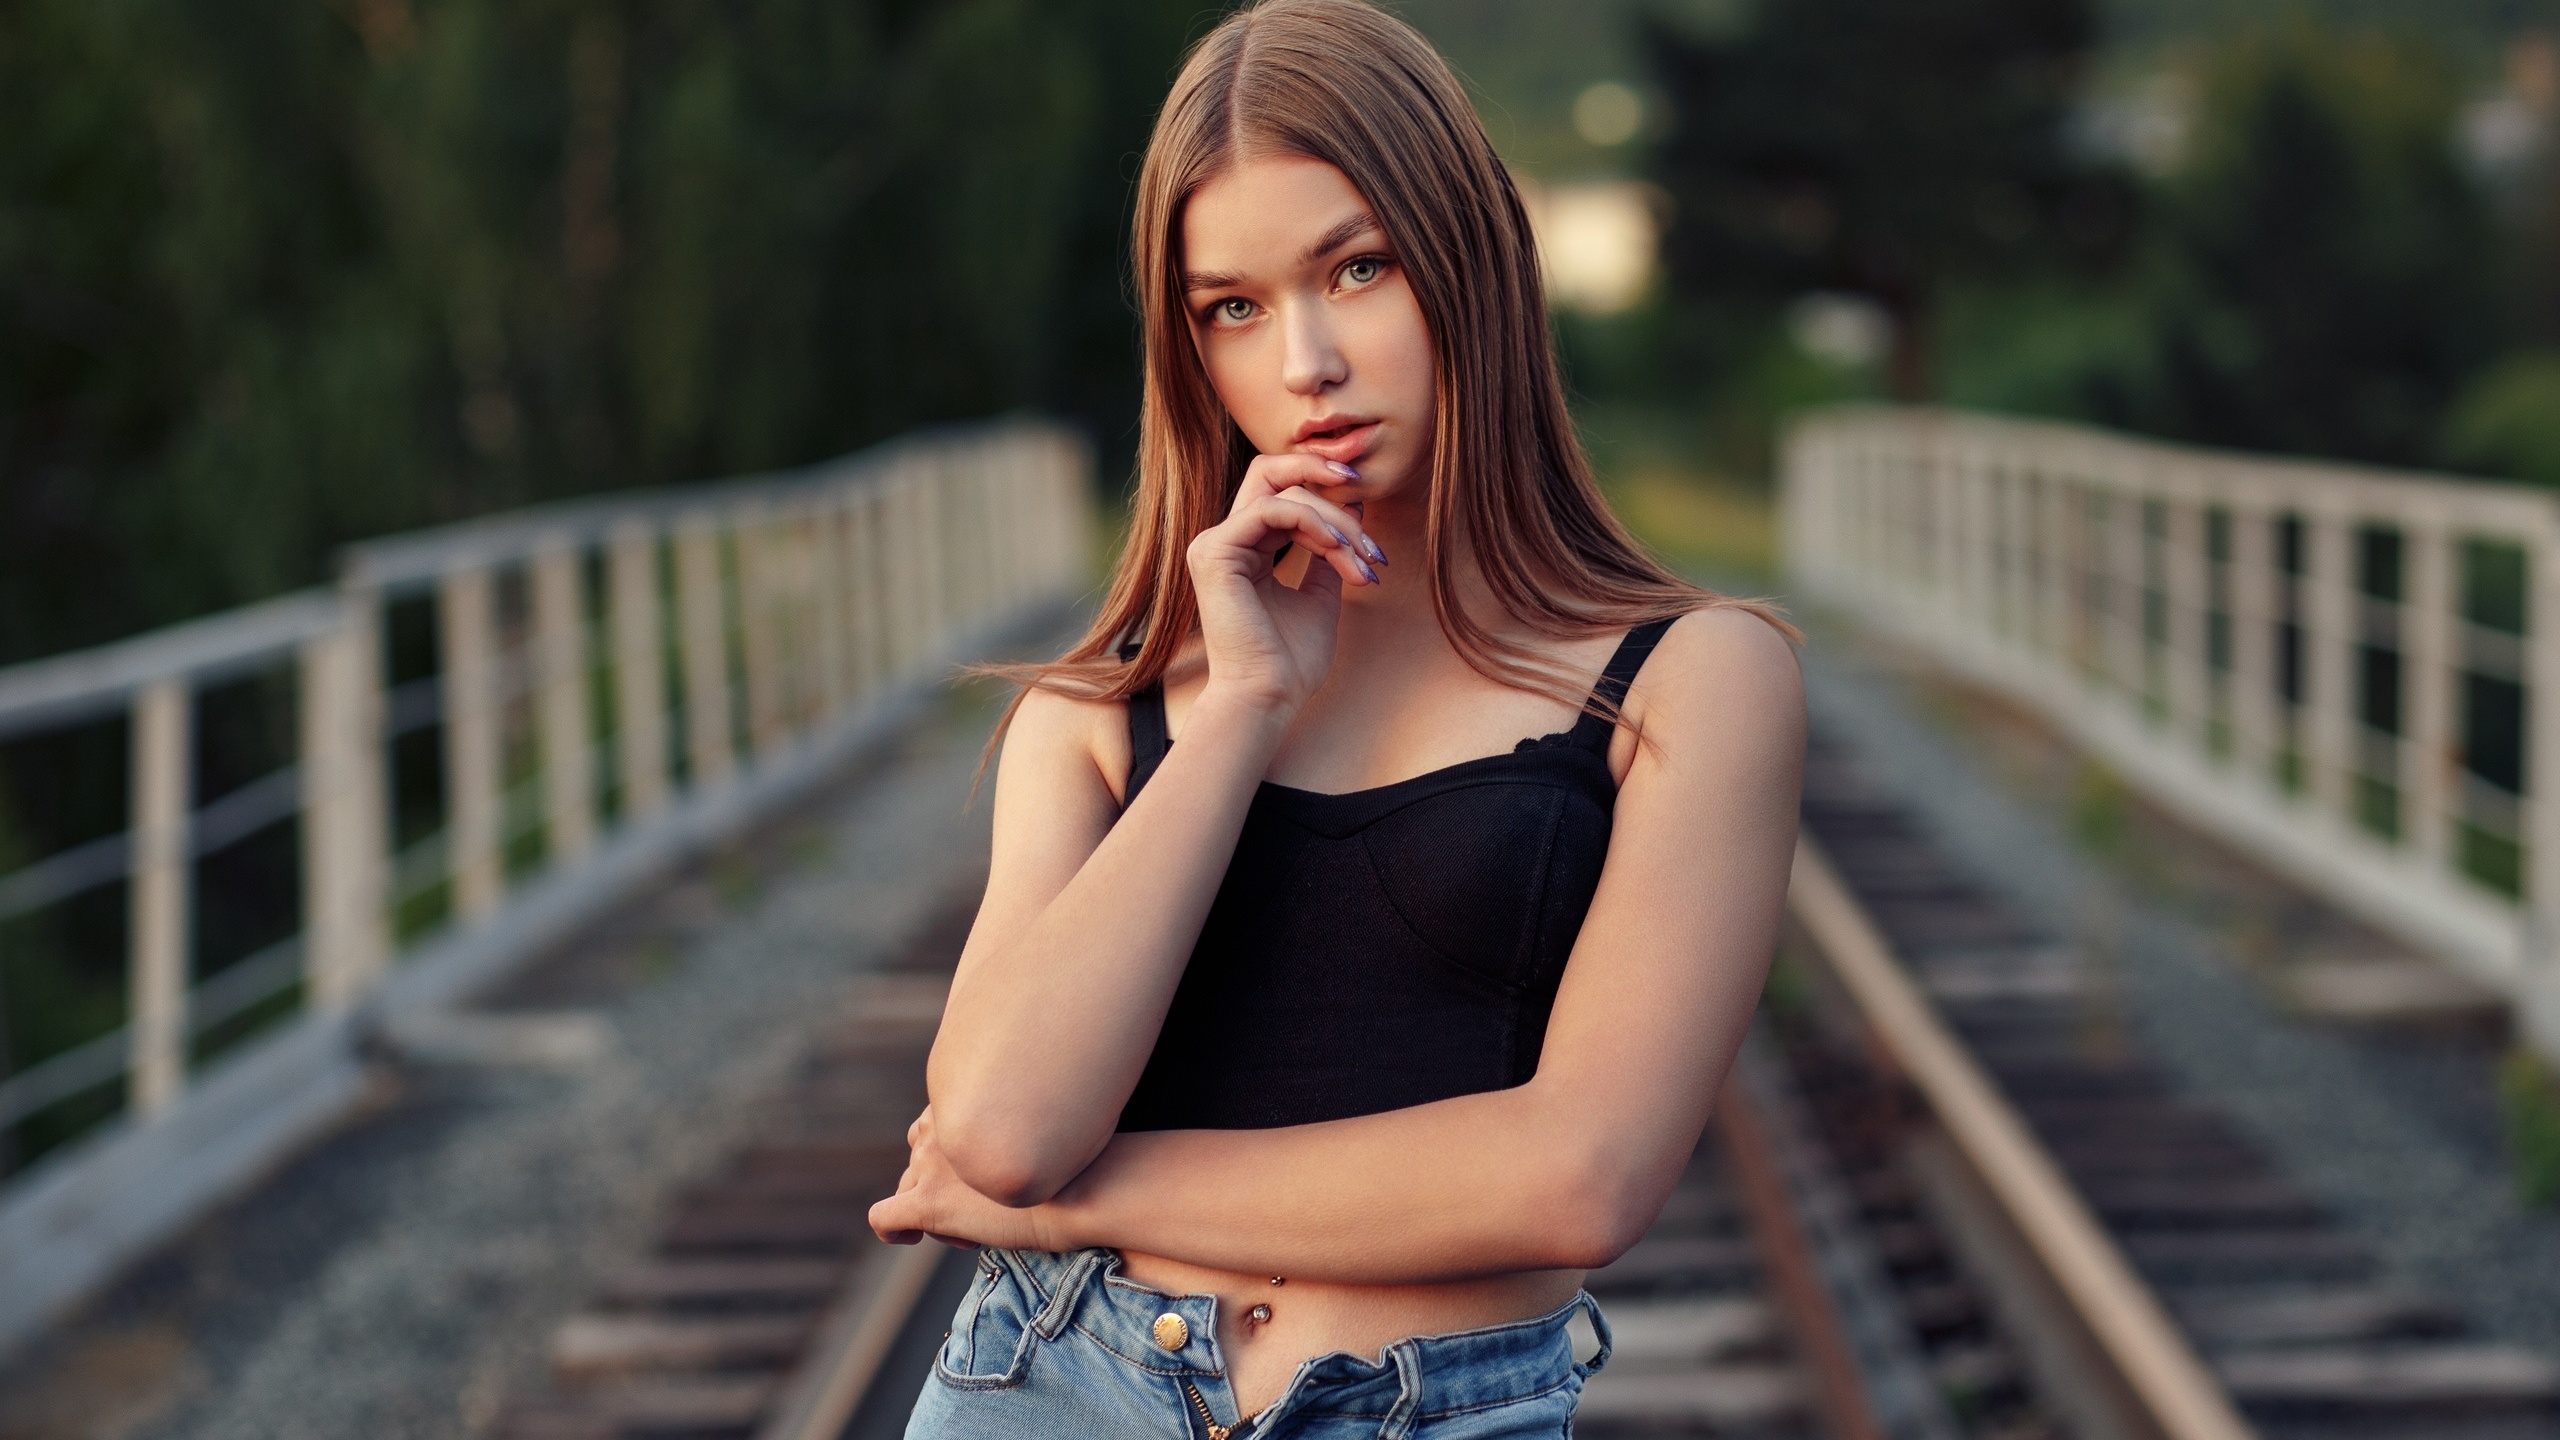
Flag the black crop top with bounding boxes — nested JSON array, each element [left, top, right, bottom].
[[1113, 617, 1676, 1132]]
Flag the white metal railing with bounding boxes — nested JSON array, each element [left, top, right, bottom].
[[1782, 405, 2560, 1063], [0, 414, 1089, 1166]]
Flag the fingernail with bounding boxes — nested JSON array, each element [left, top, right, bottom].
[[1323, 524, 1350, 548], [1326, 462, 1360, 480], [1361, 536, 1388, 565], [1356, 557, 1380, 585]]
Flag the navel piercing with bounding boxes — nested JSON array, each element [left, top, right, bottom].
[[1243, 1275, 1284, 1329]]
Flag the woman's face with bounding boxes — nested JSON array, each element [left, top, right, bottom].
[[1181, 153, 1437, 512]]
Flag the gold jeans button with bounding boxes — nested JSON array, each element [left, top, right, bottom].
[[1152, 1312, 1190, 1350]]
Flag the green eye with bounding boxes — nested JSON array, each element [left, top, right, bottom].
[[1343, 258, 1381, 284], [1217, 298, 1254, 323]]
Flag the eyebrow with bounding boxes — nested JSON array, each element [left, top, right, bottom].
[[1300, 211, 1383, 265], [1180, 211, 1386, 293]]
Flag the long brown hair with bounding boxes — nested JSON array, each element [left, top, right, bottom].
[[1003, 0, 1791, 725]]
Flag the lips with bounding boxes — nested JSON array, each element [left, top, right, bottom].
[[1293, 419, 1381, 465]]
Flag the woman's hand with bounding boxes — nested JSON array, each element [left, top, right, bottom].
[[870, 1107, 1062, 1250], [1185, 455, 1386, 716]]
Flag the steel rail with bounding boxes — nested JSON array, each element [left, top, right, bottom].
[[752, 1244, 946, 1440], [1786, 834, 2258, 1440]]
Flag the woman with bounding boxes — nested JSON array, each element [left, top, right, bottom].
[[868, 2, 1805, 1433]]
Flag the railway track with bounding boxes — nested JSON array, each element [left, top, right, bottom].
[[486, 724, 2559, 1440], [490, 895, 974, 1440], [1793, 728, 2560, 1440]]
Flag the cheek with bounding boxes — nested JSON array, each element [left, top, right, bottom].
[[1198, 331, 1290, 450], [1350, 297, 1437, 437]]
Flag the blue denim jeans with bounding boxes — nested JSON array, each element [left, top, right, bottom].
[[904, 1247, 1613, 1439]]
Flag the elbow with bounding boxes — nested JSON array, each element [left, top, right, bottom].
[[1538, 1142, 1660, 1271], [932, 1099, 1082, 1209]]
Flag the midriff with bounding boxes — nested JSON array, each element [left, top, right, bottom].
[[1114, 1249, 1585, 1416]]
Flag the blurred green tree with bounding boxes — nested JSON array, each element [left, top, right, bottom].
[[0, 0, 1200, 668], [2093, 26, 2502, 466], [2446, 350, 2560, 485], [1642, 0, 2129, 399]]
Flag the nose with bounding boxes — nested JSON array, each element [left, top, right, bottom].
[[1278, 300, 1347, 396]]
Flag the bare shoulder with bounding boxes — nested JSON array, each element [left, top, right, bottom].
[[1628, 606, 1806, 772], [1003, 682, 1131, 805]]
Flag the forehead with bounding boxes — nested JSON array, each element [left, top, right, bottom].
[[1182, 154, 1373, 272]]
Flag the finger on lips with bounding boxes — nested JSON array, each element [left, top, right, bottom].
[[1215, 455, 1386, 584]]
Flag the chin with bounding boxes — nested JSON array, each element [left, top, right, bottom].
[[1361, 455, 1423, 502]]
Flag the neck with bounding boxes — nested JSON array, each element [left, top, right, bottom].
[[1330, 489, 1500, 655]]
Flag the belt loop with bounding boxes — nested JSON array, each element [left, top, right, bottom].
[[1377, 1341, 1425, 1440], [1032, 1248, 1105, 1339], [1571, 1291, 1614, 1380]]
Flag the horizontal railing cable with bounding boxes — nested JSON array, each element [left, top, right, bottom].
[[0, 934, 307, 1129], [0, 766, 307, 925]]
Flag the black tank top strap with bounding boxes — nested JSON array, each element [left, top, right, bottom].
[[1120, 641, 1172, 805], [1563, 615, 1682, 753]]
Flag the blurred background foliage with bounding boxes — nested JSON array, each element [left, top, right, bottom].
[[1406, 0, 2560, 555], [4, 0, 2560, 1170], [13, 0, 2560, 668], [0, 0, 1207, 668]]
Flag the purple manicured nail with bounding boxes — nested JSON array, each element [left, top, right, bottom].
[[1356, 556, 1380, 585], [1325, 461, 1360, 481], [1323, 524, 1350, 548], [1361, 536, 1388, 565]]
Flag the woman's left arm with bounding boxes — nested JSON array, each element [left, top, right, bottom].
[[872, 610, 1807, 1282]]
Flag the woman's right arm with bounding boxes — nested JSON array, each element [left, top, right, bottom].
[[924, 453, 1378, 1206]]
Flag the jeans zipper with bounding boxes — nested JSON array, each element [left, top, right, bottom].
[[1181, 1379, 1232, 1440]]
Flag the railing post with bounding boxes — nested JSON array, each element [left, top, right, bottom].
[[608, 519, 671, 823], [2306, 511, 2357, 819], [1071, 433, 1097, 589], [914, 460, 948, 663], [532, 540, 596, 864], [789, 508, 826, 725], [2405, 519, 2454, 870], [989, 442, 1016, 617], [301, 596, 390, 1011], [1989, 465, 2019, 647], [438, 566, 504, 923], [810, 500, 850, 721], [997, 441, 1030, 614], [882, 465, 927, 674], [2042, 471, 2075, 665], [673, 513, 735, 791], [2063, 480, 2092, 678], [842, 486, 883, 699], [948, 446, 984, 633], [1034, 430, 1075, 599], [2165, 498, 2207, 746], [1939, 442, 1970, 631], [128, 678, 193, 1117], [2230, 504, 2275, 780], [2525, 524, 2560, 1063], [735, 507, 788, 760], [976, 441, 1005, 623], [2111, 484, 2145, 703]]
